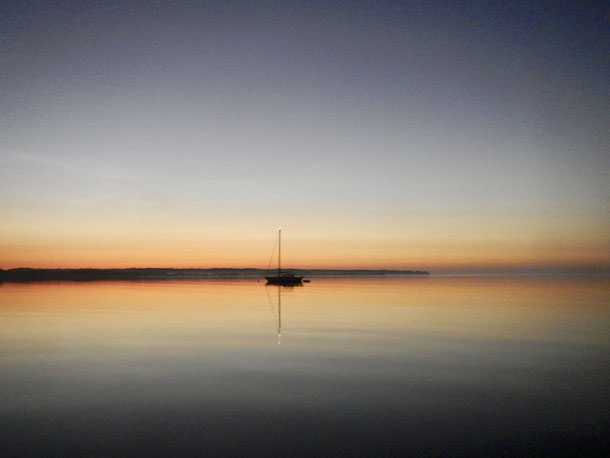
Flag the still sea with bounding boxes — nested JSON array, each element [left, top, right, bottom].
[[1, 276, 608, 456]]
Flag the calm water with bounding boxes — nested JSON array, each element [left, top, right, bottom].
[[1, 276, 608, 456]]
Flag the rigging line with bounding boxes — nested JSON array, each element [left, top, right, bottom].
[[265, 231, 279, 274]]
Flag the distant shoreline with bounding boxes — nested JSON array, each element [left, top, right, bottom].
[[0, 268, 430, 282]]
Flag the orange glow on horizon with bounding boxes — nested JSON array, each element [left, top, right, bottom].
[[1, 210, 608, 272], [1, 236, 608, 272]]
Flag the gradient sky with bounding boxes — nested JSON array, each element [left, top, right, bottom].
[[1, 0, 608, 272]]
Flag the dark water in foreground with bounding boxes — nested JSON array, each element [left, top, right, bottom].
[[1, 276, 608, 456]]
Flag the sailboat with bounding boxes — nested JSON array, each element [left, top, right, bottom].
[[265, 228, 303, 285]]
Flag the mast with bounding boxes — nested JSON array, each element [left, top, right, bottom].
[[278, 227, 281, 276]]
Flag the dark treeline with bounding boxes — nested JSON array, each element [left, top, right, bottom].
[[0, 268, 429, 282]]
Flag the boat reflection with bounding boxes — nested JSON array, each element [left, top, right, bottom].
[[266, 284, 301, 345]]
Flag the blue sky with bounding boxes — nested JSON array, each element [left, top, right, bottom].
[[1, 1, 608, 271]]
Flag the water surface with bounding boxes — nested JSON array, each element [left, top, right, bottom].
[[1, 276, 608, 456]]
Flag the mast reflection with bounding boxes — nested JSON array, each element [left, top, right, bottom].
[[267, 284, 301, 345], [277, 286, 281, 344]]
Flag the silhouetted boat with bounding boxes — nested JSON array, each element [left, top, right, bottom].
[[265, 228, 303, 285]]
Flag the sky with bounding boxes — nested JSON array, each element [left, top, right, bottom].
[[1, 0, 608, 273]]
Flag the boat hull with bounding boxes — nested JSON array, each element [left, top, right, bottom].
[[265, 276, 303, 285]]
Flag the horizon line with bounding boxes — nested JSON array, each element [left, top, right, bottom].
[[3, 266, 610, 275]]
